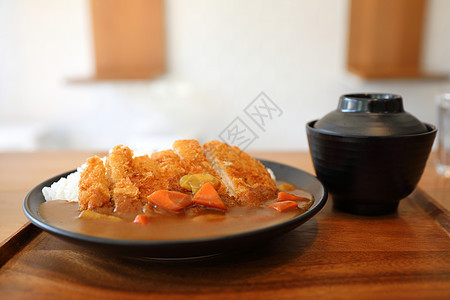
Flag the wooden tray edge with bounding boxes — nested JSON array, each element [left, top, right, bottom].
[[411, 188, 450, 236], [0, 222, 42, 267]]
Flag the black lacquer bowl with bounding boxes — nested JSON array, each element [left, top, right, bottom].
[[23, 160, 327, 260], [306, 93, 437, 216]]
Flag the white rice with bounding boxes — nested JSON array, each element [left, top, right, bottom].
[[42, 165, 85, 202]]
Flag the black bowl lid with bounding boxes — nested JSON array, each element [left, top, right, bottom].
[[314, 93, 428, 136]]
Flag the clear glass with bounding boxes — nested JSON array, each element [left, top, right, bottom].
[[436, 93, 450, 177]]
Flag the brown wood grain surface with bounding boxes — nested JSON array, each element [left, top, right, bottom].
[[90, 0, 165, 79], [0, 151, 449, 299], [347, 0, 427, 78]]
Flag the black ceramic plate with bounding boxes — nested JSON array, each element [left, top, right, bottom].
[[23, 160, 327, 260]]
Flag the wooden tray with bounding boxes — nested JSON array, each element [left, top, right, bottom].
[[1, 189, 449, 299]]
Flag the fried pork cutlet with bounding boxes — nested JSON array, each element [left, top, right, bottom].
[[78, 140, 276, 213], [106, 145, 134, 183], [203, 140, 278, 206], [106, 145, 143, 213], [112, 177, 141, 213], [231, 145, 278, 199], [173, 139, 219, 175], [131, 155, 164, 199], [151, 149, 187, 192], [78, 156, 111, 210], [174, 139, 237, 207]]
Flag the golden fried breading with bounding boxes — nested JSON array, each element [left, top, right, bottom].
[[232, 145, 278, 199], [106, 145, 134, 183], [106, 145, 142, 213], [203, 140, 248, 199], [173, 139, 219, 175], [151, 149, 187, 191], [131, 155, 164, 199], [133, 154, 158, 172], [78, 156, 111, 210], [112, 177, 142, 214], [203, 140, 277, 206]]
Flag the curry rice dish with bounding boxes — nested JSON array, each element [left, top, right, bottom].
[[40, 139, 314, 240]]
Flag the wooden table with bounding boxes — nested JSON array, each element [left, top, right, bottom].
[[0, 151, 449, 299]]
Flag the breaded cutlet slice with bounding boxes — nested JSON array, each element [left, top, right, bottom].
[[131, 155, 165, 199], [173, 139, 219, 175], [173, 139, 237, 206], [106, 145, 143, 213], [203, 140, 277, 206], [231, 145, 278, 200], [106, 145, 134, 184], [151, 149, 187, 191], [78, 156, 111, 210], [112, 177, 141, 214]]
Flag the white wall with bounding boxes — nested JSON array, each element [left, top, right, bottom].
[[0, 0, 449, 151]]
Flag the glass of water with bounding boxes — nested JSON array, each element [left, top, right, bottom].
[[436, 93, 450, 177]]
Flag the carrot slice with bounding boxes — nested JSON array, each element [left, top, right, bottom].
[[133, 214, 151, 225], [147, 190, 192, 211], [277, 192, 309, 202], [192, 182, 227, 210], [268, 201, 298, 212]]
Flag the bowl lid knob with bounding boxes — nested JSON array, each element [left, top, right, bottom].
[[314, 93, 428, 136], [338, 93, 404, 113]]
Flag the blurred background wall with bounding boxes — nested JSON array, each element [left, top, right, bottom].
[[0, 0, 449, 151]]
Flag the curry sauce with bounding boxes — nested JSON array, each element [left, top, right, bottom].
[[39, 182, 313, 241]]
